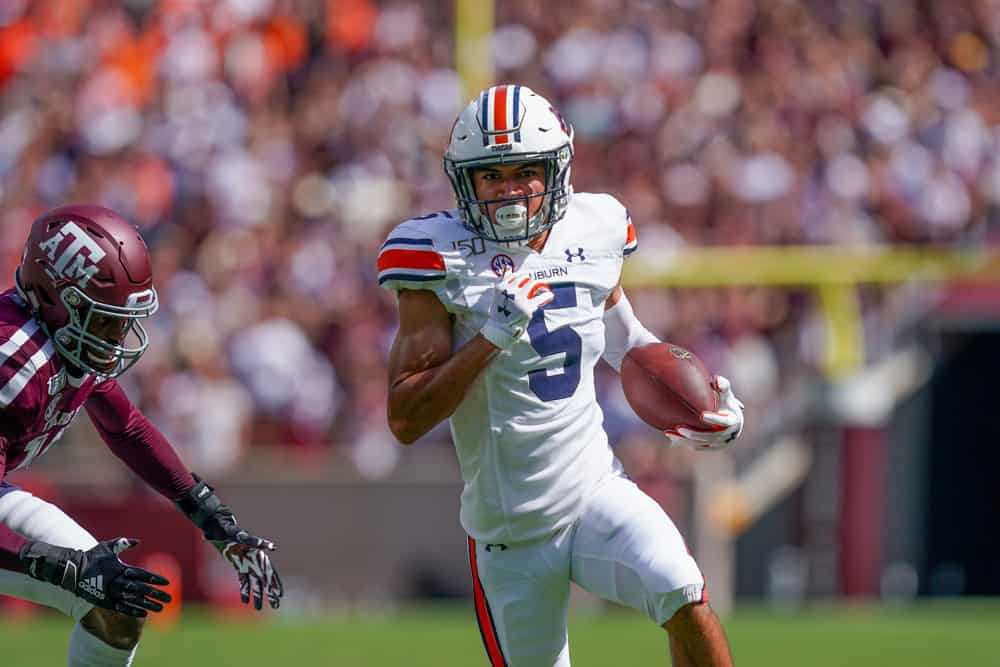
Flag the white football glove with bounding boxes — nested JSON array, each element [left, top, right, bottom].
[[176, 476, 283, 610], [664, 375, 745, 451], [481, 270, 554, 350]]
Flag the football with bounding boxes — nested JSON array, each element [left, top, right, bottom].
[[620, 343, 718, 431]]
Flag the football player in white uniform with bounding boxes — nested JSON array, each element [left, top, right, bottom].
[[380, 85, 744, 666]]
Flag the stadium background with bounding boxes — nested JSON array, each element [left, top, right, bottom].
[[1, 0, 998, 664]]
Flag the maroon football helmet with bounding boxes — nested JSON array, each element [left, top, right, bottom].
[[15, 205, 159, 377]]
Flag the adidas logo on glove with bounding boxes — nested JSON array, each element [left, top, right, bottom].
[[79, 575, 105, 600]]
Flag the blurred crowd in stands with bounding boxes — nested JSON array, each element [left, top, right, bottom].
[[1, 0, 997, 482]]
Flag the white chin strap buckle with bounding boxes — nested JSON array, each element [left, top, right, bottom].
[[495, 204, 528, 230]]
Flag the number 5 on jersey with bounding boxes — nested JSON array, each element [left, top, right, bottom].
[[527, 283, 581, 401]]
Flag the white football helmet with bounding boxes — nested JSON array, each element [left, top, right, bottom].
[[444, 85, 574, 244]]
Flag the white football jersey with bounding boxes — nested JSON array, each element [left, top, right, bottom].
[[379, 193, 639, 543]]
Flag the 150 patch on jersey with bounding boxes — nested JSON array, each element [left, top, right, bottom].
[[453, 237, 487, 257]]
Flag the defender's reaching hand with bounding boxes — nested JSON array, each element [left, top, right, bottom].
[[20, 537, 171, 617], [177, 477, 283, 610]]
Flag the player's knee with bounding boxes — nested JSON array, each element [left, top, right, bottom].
[[80, 608, 146, 650]]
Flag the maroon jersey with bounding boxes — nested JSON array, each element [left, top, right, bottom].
[[0, 288, 107, 475], [0, 288, 194, 501], [1, 207, 200, 574]]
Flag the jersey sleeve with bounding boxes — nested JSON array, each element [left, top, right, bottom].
[[377, 220, 449, 293], [86, 379, 195, 500], [0, 329, 47, 435], [582, 193, 637, 259], [623, 211, 638, 257]]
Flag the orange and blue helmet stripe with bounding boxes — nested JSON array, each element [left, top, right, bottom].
[[480, 85, 523, 147]]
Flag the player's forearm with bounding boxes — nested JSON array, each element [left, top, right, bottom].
[[100, 415, 195, 501], [388, 334, 500, 444], [86, 383, 195, 500]]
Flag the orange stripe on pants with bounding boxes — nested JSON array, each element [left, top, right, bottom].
[[468, 537, 506, 666]]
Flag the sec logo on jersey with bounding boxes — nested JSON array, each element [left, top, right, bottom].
[[490, 254, 515, 277]]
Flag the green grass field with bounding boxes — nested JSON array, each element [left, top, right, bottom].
[[2, 600, 998, 666]]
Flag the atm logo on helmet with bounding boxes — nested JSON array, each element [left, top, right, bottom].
[[37, 221, 107, 289]]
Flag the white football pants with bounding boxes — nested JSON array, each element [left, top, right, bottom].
[[468, 473, 705, 667], [0, 483, 98, 620]]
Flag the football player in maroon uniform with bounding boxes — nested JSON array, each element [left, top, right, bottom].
[[0, 206, 282, 666]]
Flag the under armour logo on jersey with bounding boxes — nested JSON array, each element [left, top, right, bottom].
[[565, 248, 586, 263], [485, 543, 507, 552]]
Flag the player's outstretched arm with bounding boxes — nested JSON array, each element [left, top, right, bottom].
[[86, 380, 200, 501], [176, 475, 283, 610], [86, 382, 282, 610], [19, 537, 171, 617]]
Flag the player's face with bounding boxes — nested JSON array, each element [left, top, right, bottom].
[[472, 162, 546, 226], [88, 312, 128, 344], [84, 312, 130, 370]]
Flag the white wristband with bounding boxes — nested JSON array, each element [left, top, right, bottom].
[[602, 292, 659, 371], [481, 319, 522, 350]]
